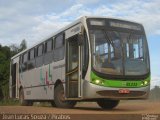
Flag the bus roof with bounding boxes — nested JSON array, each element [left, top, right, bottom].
[[11, 16, 142, 59], [11, 16, 86, 59]]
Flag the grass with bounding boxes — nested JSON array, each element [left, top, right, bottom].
[[0, 99, 52, 107], [0, 99, 20, 106], [34, 102, 52, 107]]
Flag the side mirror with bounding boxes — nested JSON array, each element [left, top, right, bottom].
[[78, 33, 83, 46]]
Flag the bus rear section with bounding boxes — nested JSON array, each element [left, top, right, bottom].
[[10, 56, 20, 99]]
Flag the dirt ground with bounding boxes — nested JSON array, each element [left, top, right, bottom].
[[0, 101, 160, 120]]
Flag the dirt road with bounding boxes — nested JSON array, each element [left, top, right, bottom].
[[0, 101, 160, 120]]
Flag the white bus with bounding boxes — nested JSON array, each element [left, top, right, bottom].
[[10, 16, 150, 109]]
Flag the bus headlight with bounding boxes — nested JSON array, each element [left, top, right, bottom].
[[144, 81, 148, 85], [141, 80, 149, 86], [94, 79, 104, 85], [95, 80, 100, 84]]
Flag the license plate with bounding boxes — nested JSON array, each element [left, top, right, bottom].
[[119, 89, 130, 94]]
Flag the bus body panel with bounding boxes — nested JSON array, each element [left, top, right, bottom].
[[20, 59, 65, 100]]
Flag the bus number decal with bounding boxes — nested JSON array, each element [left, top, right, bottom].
[[126, 82, 138, 87]]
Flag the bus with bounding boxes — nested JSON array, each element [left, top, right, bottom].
[[9, 16, 150, 109]]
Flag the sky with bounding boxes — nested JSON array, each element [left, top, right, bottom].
[[0, 0, 160, 88]]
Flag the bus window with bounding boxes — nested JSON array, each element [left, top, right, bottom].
[[44, 39, 53, 65], [36, 44, 44, 67], [23, 52, 28, 63], [54, 34, 64, 49], [22, 52, 28, 71], [28, 48, 35, 70], [53, 34, 64, 61], [37, 44, 43, 56], [29, 48, 35, 60], [45, 39, 52, 53]]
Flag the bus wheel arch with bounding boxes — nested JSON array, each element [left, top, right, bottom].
[[54, 79, 63, 89], [51, 80, 62, 107], [53, 80, 76, 108], [19, 85, 23, 101]]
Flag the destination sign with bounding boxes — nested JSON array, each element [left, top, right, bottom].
[[90, 20, 105, 26], [109, 21, 142, 31], [65, 24, 81, 39]]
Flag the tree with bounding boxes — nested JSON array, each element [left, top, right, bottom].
[[0, 48, 10, 100], [10, 44, 19, 56], [0, 39, 27, 100], [19, 39, 27, 52], [10, 39, 27, 56]]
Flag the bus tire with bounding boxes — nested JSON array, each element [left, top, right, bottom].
[[51, 101, 56, 107], [19, 89, 33, 106], [54, 84, 76, 108], [97, 99, 119, 109]]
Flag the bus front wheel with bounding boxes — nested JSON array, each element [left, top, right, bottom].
[[19, 89, 33, 106], [54, 84, 76, 108], [97, 99, 119, 109]]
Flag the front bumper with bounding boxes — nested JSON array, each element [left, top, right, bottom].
[[83, 80, 150, 100]]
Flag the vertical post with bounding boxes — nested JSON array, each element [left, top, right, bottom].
[[78, 45, 82, 97], [9, 62, 12, 98]]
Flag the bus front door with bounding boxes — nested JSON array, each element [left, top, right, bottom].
[[66, 34, 82, 99]]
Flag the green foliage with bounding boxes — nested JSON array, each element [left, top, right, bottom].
[[10, 39, 27, 56], [0, 40, 27, 102], [19, 39, 27, 52], [10, 44, 19, 55], [0, 48, 10, 100], [0, 99, 19, 106], [34, 102, 51, 107]]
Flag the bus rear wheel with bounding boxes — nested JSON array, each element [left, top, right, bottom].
[[54, 84, 76, 108], [51, 101, 56, 107], [19, 89, 33, 106], [97, 99, 119, 109]]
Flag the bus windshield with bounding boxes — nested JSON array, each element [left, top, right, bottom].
[[90, 29, 150, 76]]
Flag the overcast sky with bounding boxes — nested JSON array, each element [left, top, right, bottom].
[[0, 0, 160, 88]]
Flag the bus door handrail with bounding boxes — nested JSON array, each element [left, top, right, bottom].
[[66, 67, 78, 76]]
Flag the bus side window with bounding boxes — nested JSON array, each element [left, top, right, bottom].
[[45, 39, 52, 53], [53, 33, 65, 61], [36, 44, 44, 67], [44, 39, 53, 65], [22, 52, 28, 72], [28, 48, 36, 70], [19, 55, 22, 73]]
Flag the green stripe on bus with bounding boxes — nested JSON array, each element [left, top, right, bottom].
[[91, 72, 150, 88]]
